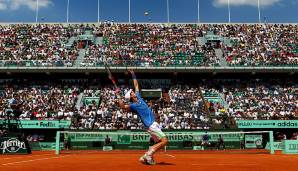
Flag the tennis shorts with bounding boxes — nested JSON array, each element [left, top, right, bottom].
[[147, 122, 167, 142]]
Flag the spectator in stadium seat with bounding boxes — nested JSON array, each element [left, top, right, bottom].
[[0, 78, 296, 130], [290, 133, 298, 140]]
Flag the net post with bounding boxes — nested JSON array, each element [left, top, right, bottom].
[[269, 131, 274, 154], [55, 131, 61, 155]]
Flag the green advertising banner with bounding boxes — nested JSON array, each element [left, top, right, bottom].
[[245, 134, 263, 148], [265, 142, 283, 150], [282, 140, 298, 154], [205, 35, 223, 41], [65, 131, 244, 151], [30, 142, 64, 150], [67, 132, 107, 142], [131, 132, 241, 142], [67, 131, 242, 143], [84, 97, 100, 106], [237, 120, 298, 129], [0, 120, 71, 129]]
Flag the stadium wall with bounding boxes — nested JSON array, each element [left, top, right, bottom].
[[0, 67, 297, 74]]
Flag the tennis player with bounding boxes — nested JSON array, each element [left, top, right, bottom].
[[117, 70, 168, 165]]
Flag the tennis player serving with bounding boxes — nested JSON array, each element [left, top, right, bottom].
[[117, 70, 168, 165]]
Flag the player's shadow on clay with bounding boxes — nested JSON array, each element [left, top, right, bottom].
[[156, 162, 175, 165]]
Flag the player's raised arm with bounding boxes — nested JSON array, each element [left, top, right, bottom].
[[128, 70, 139, 92], [118, 98, 131, 111]]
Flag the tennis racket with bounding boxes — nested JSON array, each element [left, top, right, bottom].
[[103, 58, 118, 89]]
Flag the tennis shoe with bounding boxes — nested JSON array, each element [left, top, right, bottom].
[[144, 155, 155, 165], [139, 154, 155, 165], [139, 154, 147, 164]]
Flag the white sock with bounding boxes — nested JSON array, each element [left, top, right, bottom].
[[146, 148, 155, 156]]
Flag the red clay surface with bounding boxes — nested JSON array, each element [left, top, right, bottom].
[[1, 150, 298, 171]]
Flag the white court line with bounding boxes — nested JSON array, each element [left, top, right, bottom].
[[2, 155, 69, 166], [164, 154, 176, 158], [2, 153, 53, 160], [277, 155, 298, 159], [192, 163, 258, 166]]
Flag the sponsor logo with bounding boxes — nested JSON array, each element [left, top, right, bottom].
[[238, 121, 298, 128], [277, 122, 298, 128], [131, 133, 195, 142], [289, 144, 298, 151], [39, 122, 56, 128], [0, 138, 26, 153], [117, 135, 131, 144], [255, 139, 262, 146], [167, 134, 194, 141], [238, 122, 252, 127]]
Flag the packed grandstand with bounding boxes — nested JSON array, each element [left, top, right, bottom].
[[0, 23, 297, 67], [0, 23, 297, 132], [0, 0, 298, 169], [0, 78, 296, 130]]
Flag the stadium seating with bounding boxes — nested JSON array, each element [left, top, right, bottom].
[[0, 79, 296, 130], [0, 23, 297, 130], [102, 24, 219, 67], [1, 24, 297, 67], [223, 24, 298, 67], [0, 24, 80, 67]]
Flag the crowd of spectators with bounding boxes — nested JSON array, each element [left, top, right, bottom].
[[164, 85, 210, 129], [1, 23, 297, 67], [0, 24, 80, 67], [26, 134, 45, 142], [222, 79, 297, 120], [221, 24, 298, 66], [71, 85, 211, 130], [0, 129, 7, 137], [0, 80, 79, 120], [80, 44, 105, 67], [0, 79, 297, 130], [102, 24, 219, 67]]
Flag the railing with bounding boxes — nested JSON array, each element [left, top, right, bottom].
[[0, 60, 74, 67], [0, 60, 297, 68]]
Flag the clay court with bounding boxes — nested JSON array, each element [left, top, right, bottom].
[[1, 150, 298, 171]]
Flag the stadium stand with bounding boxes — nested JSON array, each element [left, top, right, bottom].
[[0, 23, 297, 130], [222, 24, 298, 66], [1, 24, 297, 67], [102, 24, 219, 67], [0, 79, 296, 130], [0, 24, 80, 67], [0, 80, 79, 120]]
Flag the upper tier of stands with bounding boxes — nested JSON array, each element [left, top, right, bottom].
[[0, 23, 297, 68]]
